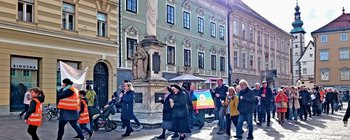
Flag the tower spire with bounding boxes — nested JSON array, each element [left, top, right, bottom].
[[343, 7, 345, 14], [290, 1, 305, 34]]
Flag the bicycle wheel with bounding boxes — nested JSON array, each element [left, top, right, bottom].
[[46, 112, 53, 121], [105, 121, 117, 132]]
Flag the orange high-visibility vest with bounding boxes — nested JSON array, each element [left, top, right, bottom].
[[57, 87, 80, 110], [27, 98, 42, 126], [78, 99, 90, 124]]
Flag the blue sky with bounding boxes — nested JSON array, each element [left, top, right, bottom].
[[243, 0, 350, 42]]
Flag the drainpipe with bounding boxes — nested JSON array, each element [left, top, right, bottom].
[[227, 10, 232, 86], [118, 0, 122, 67]]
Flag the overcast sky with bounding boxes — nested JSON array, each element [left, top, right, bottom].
[[243, 0, 350, 42]]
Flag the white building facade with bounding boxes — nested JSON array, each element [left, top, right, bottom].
[[298, 41, 315, 88]]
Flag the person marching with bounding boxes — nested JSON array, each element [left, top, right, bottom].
[[275, 89, 288, 124], [120, 82, 135, 137], [19, 90, 32, 119], [57, 78, 84, 140], [75, 90, 93, 139], [223, 87, 240, 137], [85, 84, 97, 130], [24, 87, 45, 140], [157, 86, 175, 139]]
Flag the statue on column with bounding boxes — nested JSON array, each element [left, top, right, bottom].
[[132, 45, 149, 80], [146, 0, 158, 37]]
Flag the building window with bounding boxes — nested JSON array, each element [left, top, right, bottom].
[[184, 49, 191, 67], [270, 60, 274, 70], [341, 70, 350, 80], [11, 69, 16, 76], [198, 17, 204, 33], [303, 61, 307, 65], [233, 51, 238, 68], [211, 55, 216, 70], [295, 70, 299, 75], [167, 46, 175, 65], [241, 23, 246, 39], [303, 68, 307, 74], [340, 48, 349, 60], [62, 2, 75, 30], [257, 57, 261, 70], [198, 52, 204, 69], [97, 12, 107, 37], [18, 0, 34, 22], [257, 31, 261, 45], [249, 55, 254, 69], [126, 0, 137, 13], [220, 57, 225, 71], [210, 22, 216, 37], [320, 50, 329, 61], [23, 70, 30, 77], [340, 33, 348, 41], [242, 53, 247, 69], [309, 54, 313, 57], [320, 70, 329, 81], [166, 5, 174, 25], [126, 38, 137, 60], [249, 26, 254, 42], [320, 35, 328, 43], [219, 25, 224, 40], [183, 11, 190, 29], [233, 20, 238, 36], [264, 33, 268, 46]]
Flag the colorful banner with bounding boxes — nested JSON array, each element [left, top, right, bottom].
[[192, 89, 215, 110]]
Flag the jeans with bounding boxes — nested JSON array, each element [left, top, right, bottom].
[[299, 105, 308, 120], [121, 119, 133, 134], [236, 113, 253, 138], [258, 105, 271, 124], [225, 114, 239, 136], [57, 120, 84, 140], [188, 109, 194, 128], [288, 108, 299, 121], [325, 101, 334, 114], [218, 107, 226, 130], [79, 123, 92, 133], [27, 125, 39, 140]]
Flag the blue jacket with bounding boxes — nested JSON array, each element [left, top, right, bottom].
[[237, 88, 255, 114], [172, 91, 189, 118], [57, 88, 79, 121], [212, 84, 229, 108], [160, 94, 174, 121], [258, 87, 273, 106], [299, 90, 311, 106], [120, 90, 134, 120]]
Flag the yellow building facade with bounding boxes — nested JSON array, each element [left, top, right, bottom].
[[0, 0, 119, 114]]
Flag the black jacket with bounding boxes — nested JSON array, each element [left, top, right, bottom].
[[212, 84, 229, 108], [299, 90, 311, 106], [258, 87, 273, 106], [120, 90, 135, 120], [186, 90, 194, 111], [79, 98, 88, 114], [160, 94, 174, 121], [325, 92, 336, 103], [24, 96, 45, 120], [172, 91, 189, 118], [237, 88, 255, 114]]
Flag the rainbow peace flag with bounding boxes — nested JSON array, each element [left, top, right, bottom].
[[192, 90, 215, 110]]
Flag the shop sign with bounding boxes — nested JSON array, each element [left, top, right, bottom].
[[11, 57, 38, 70]]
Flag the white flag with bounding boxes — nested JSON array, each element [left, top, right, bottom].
[[59, 61, 88, 90]]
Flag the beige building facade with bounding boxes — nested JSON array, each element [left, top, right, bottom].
[[0, 0, 119, 114], [312, 12, 350, 93], [228, 0, 292, 88]]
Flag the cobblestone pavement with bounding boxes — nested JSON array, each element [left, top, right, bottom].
[[1, 105, 350, 140]]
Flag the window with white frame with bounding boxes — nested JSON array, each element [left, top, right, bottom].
[[211, 55, 216, 70], [166, 5, 175, 25], [303, 61, 306, 65], [233, 20, 238, 36], [233, 51, 239, 68], [126, 38, 137, 60], [184, 49, 191, 67], [220, 57, 225, 71], [219, 25, 224, 40], [210, 22, 216, 37], [242, 52, 247, 69], [242, 23, 246, 39], [264, 33, 268, 46], [198, 17, 204, 33], [257, 56, 261, 70], [18, 0, 34, 22], [126, 0, 137, 13], [320, 50, 329, 61], [270, 60, 274, 70], [167, 46, 175, 65], [249, 26, 254, 42], [341, 69, 350, 80], [320, 35, 328, 43], [249, 54, 254, 69], [97, 12, 107, 37], [183, 11, 190, 29], [62, 2, 75, 30], [198, 52, 204, 69], [340, 48, 349, 60], [340, 33, 348, 41], [257, 31, 261, 45], [320, 69, 329, 81], [303, 68, 307, 74]]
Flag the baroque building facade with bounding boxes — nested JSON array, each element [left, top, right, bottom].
[[118, 0, 230, 87], [228, 0, 291, 88], [0, 0, 119, 114]]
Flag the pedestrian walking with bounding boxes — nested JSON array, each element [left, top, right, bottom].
[[57, 78, 84, 140], [257, 81, 273, 126], [120, 82, 135, 137], [253, 83, 260, 122], [19, 90, 32, 119], [299, 85, 311, 121], [85, 84, 98, 130], [211, 78, 228, 134], [157, 87, 175, 139], [311, 88, 322, 116], [75, 90, 93, 139], [170, 85, 191, 140], [325, 88, 335, 114], [288, 87, 300, 122], [342, 97, 350, 126], [223, 87, 240, 137], [24, 87, 45, 140], [275, 89, 288, 124], [234, 79, 255, 140]]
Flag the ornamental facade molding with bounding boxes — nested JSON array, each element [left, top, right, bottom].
[[95, 0, 114, 13], [197, 7, 204, 16], [197, 44, 206, 51], [165, 33, 176, 45], [219, 48, 226, 55], [64, 0, 79, 4], [210, 46, 217, 54], [182, 0, 191, 11], [125, 25, 140, 37], [167, 0, 177, 5], [183, 37, 192, 48]]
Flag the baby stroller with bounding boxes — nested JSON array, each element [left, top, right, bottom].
[[92, 103, 117, 132]]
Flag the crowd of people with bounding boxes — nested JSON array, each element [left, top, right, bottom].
[[18, 77, 350, 140]]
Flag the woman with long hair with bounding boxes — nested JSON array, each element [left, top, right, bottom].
[[24, 87, 45, 140]]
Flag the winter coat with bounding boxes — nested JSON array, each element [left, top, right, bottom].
[[120, 90, 134, 120], [237, 88, 255, 114], [299, 90, 311, 106], [57, 88, 79, 121], [258, 87, 273, 106], [212, 84, 229, 108], [288, 91, 300, 109], [312, 92, 322, 106], [172, 91, 189, 118], [160, 93, 174, 121], [275, 93, 288, 113], [325, 92, 336, 103], [223, 95, 239, 116]]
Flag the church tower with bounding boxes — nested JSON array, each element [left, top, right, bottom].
[[290, 1, 306, 85]]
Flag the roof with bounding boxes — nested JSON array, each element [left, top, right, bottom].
[[297, 40, 314, 63], [232, 1, 290, 36], [311, 13, 350, 34]]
